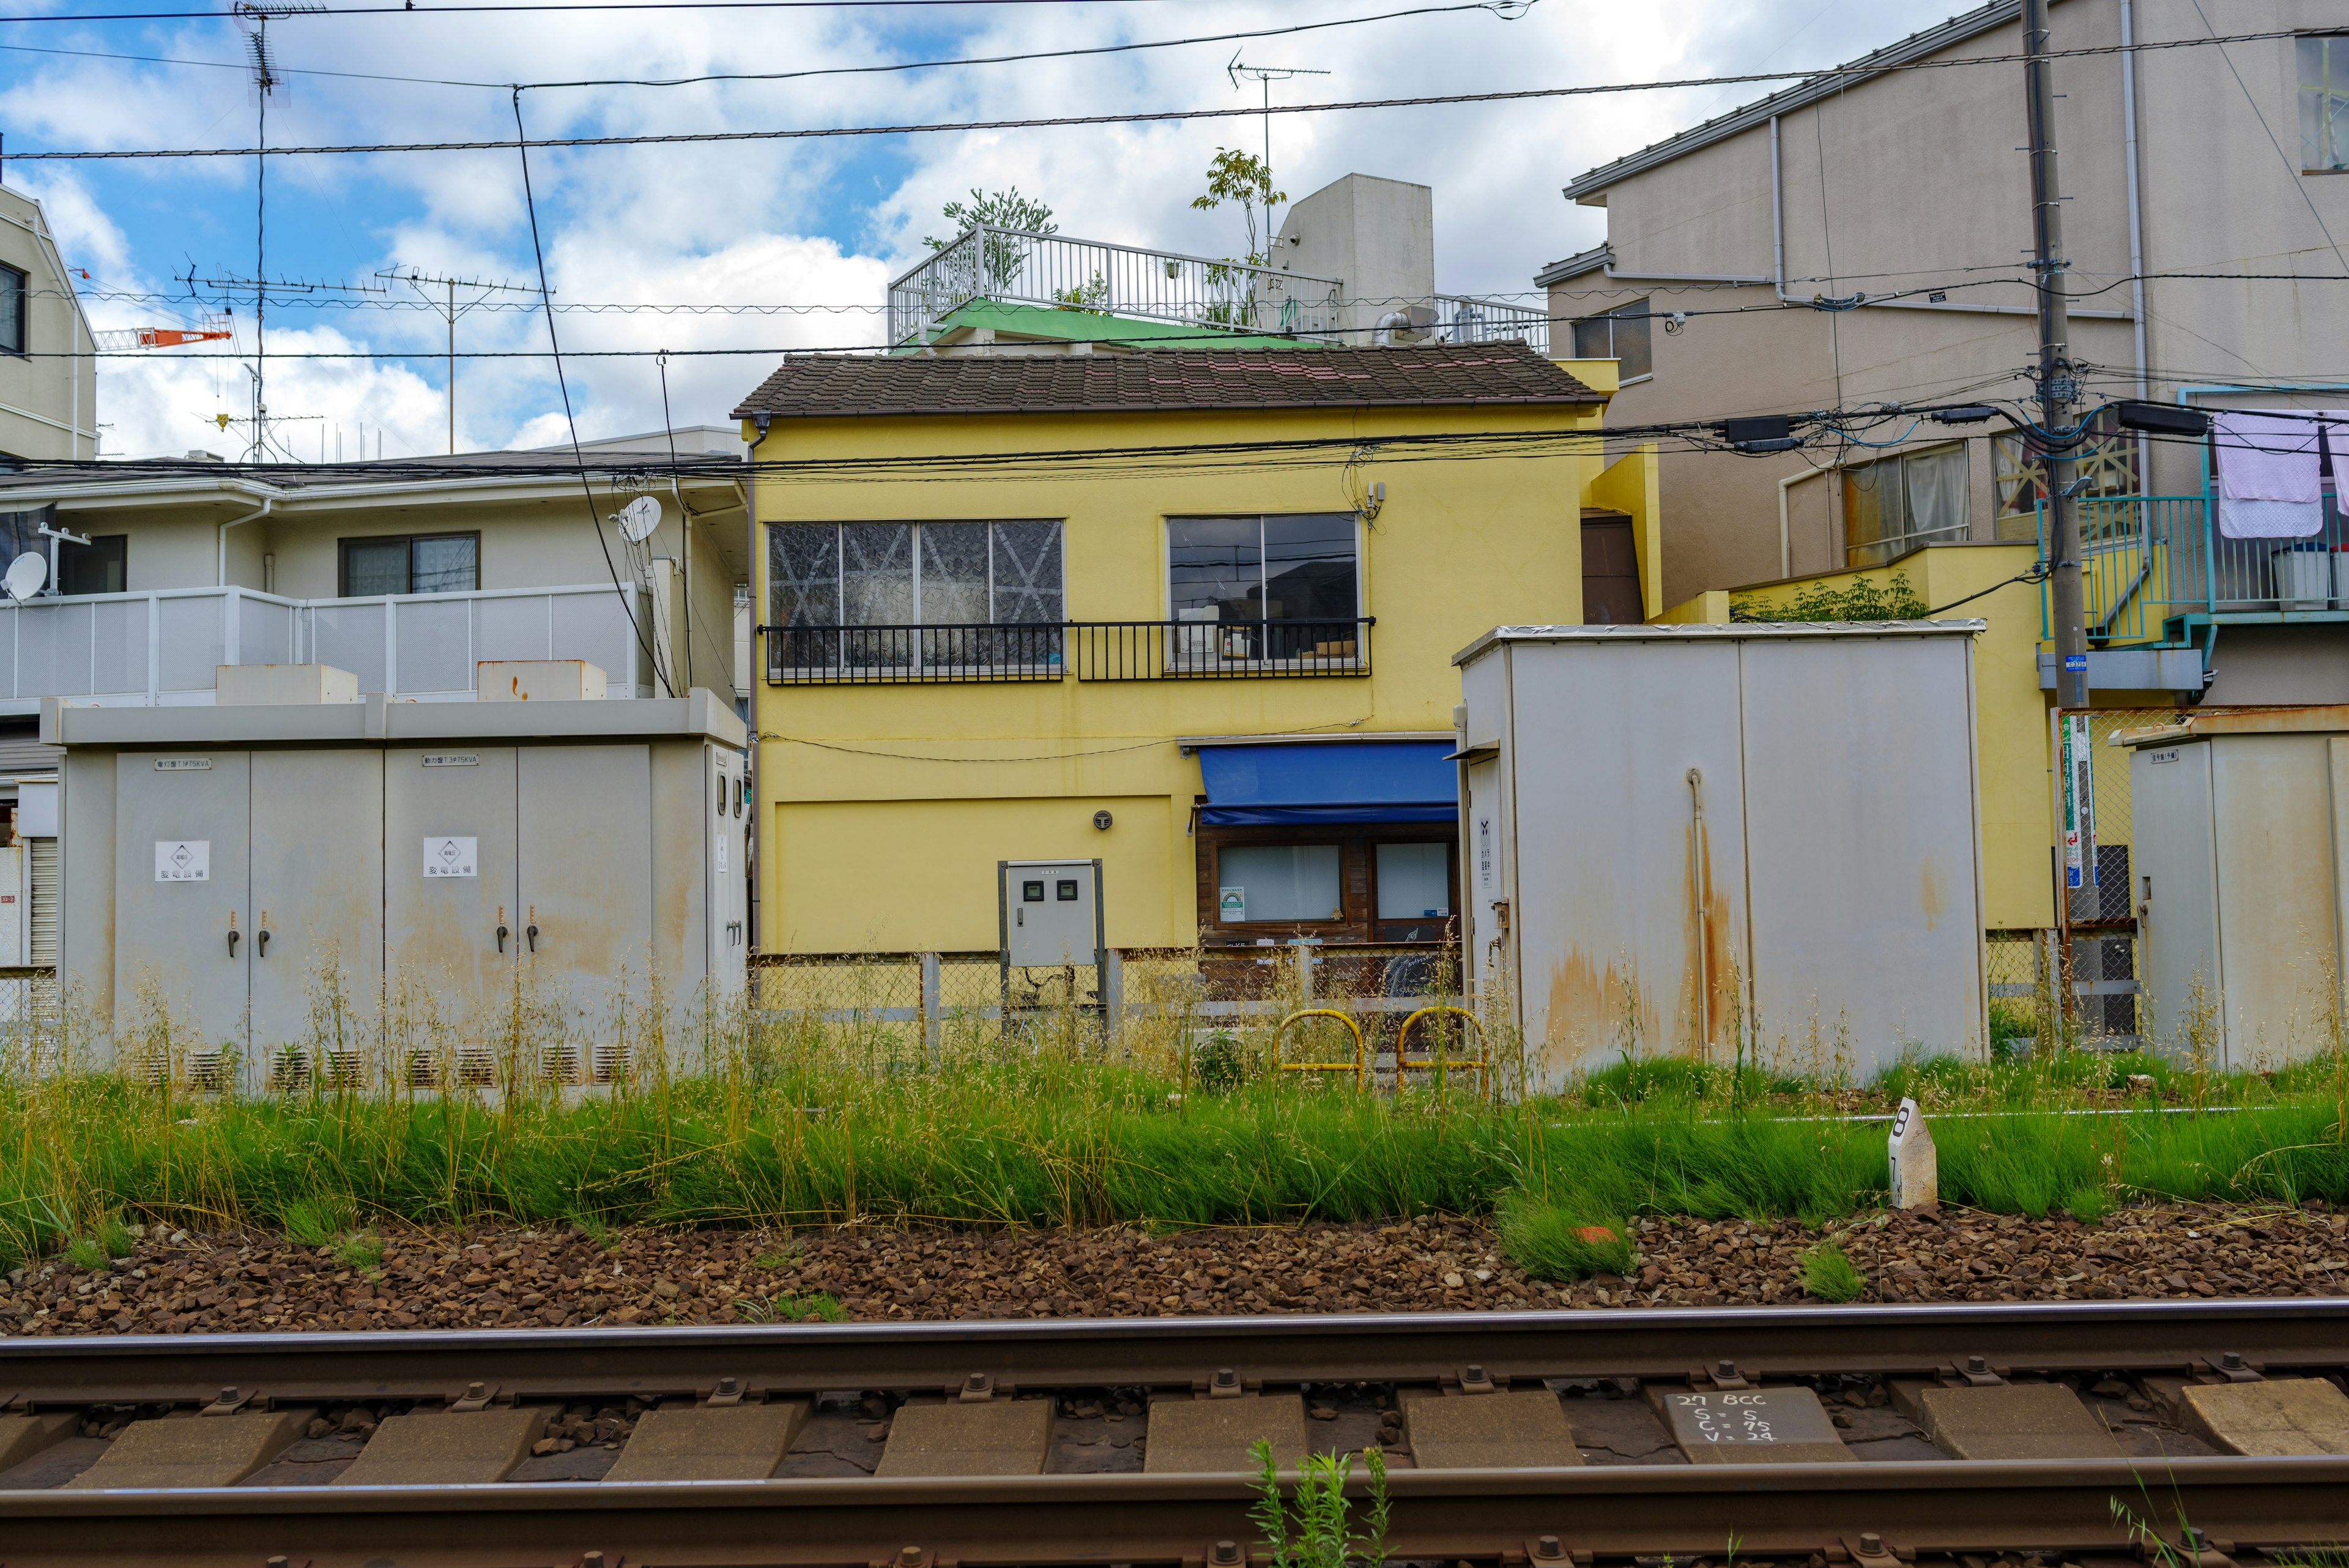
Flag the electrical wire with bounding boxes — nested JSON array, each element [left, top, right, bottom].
[[0, 0, 1179, 18], [0, 29, 2307, 163], [0, 1, 1526, 95], [510, 86, 674, 698]]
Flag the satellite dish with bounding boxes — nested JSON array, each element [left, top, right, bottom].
[[614, 495, 661, 543], [3, 553, 46, 603]]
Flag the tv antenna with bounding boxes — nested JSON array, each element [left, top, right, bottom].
[[377, 267, 541, 455], [227, 0, 327, 461], [1226, 54, 1329, 188]]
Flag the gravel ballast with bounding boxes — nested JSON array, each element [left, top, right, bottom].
[[3, 1202, 2343, 1336]]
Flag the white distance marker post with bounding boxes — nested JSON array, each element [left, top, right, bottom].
[[1888, 1096, 1939, 1211]]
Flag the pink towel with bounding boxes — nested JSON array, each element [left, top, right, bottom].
[[2214, 410, 2325, 538]]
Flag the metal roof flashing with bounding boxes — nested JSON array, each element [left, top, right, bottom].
[[1452, 620, 1989, 666], [42, 689, 746, 751], [2113, 704, 2349, 749]]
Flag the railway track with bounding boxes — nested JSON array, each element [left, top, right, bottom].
[[4, 1299, 2348, 1566]]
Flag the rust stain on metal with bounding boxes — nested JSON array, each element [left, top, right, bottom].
[[1683, 802, 1739, 1059], [1542, 948, 1653, 1069], [1920, 857, 1947, 931]]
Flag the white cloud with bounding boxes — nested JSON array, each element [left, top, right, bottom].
[[1, 0, 1970, 450]]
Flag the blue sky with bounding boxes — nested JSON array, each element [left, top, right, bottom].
[[0, 0, 1973, 458]]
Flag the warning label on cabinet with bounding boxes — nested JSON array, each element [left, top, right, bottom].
[[155, 841, 210, 882], [423, 836, 478, 878]]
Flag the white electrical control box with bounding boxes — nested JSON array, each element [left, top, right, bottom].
[[999, 858, 1102, 968]]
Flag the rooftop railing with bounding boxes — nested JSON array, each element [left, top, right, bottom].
[[1433, 294, 1550, 355], [0, 581, 654, 711], [887, 226, 1345, 347]]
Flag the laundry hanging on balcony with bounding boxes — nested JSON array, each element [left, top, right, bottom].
[[1194, 740, 1456, 825], [2211, 411, 2334, 539]]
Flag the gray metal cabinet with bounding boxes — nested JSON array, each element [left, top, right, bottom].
[[1740, 637, 1984, 1066], [111, 749, 251, 1063], [250, 750, 384, 1054], [384, 746, 519, 1005], [1499, 639, 1750, 1071], [518, 744, 651, 997], [1457, 624, 1986, 1088], [707, 745, 748, 989], [2131, 726, 2349, 1067]]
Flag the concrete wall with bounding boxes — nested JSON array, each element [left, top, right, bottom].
[[0, 187, 97, 464], [749, 399, 1608, 954], [1275, 175, 1436, 341]]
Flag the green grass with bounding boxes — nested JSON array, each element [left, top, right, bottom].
[[5, 1061, 2347, 1279], [1496, 1194, 1635, 1280], [1798, 1239, 1866, 1302], [739, 1289, 846, 1324]]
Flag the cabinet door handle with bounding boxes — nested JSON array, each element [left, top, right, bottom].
[[525, 922, 539, 953], [257, 927, 271, 957], [226, 928, 240, 957], [497, 923, 509, 953]]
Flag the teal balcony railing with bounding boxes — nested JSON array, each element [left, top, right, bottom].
[[2039, 494, 2349, 645]]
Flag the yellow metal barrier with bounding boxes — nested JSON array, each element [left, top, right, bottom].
[[1396, 1006, 1488, 1093], [1273, 1008, 1367, 1092]]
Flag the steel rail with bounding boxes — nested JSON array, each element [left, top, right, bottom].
[[2, 1460, 2347, 1564], [4, 1298, 2344, 1408]]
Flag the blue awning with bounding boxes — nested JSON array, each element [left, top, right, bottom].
[[1196, 740, 1457, 826]]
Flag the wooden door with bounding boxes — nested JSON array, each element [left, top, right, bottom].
[[1579, 513, 1642, 624]]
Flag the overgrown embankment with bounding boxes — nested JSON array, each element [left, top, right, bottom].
[[6, 1049, 2348, 1274]]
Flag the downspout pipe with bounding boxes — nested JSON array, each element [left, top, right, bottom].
[[217, 496, 272, 587]]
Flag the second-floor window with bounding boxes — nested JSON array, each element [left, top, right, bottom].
[[1168, 514, 1359, 625], [1570, 298, 1652, 380], [0, 264, 26, 357], [2304, 35, 2349, 172], [1843, 444, 1969, 568], [339, 533, 480, 596], [58, 534, 126, 595], [769, 520, 1064, 626]]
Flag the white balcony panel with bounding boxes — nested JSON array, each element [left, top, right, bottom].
[[92, 599, 147, 696], [241, 596, 297, 667], [158, 596, 226, 691], [306, 600, 388, 694], [551, 589, 645, 694], [473, 592, 552, 664], [396, 597, 473, 695], [20, 603, 92, 697]]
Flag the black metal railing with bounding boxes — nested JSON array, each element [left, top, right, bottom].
[[763, 623, 1069, 684], [761, 618, 1374, 685], [1071, 618, 1373, 680]]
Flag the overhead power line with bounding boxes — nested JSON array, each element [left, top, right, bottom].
[[0, 29, 2301, 163], [0, 0, 1174, 18], [0, 1, 1525, 95]]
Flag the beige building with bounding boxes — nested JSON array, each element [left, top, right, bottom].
[[1542, 0, 2349, 704], [0, 185, 98, 466]]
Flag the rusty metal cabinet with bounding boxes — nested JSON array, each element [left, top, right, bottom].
[[109, 749, 252, 1074]]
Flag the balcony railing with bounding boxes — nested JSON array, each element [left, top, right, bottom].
[[2040, 496, 2349, 645], [763, 619, 1375, 686], [888, 226, 1345, 347], [0, 582, 655, 712], [1433, 294, 1550, 355]]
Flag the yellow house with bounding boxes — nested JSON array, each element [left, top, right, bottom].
[[734, 344, 1655, 956]]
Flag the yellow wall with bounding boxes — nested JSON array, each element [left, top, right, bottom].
[[749, 399, 1610, 954], [1589, 442, 1663, 618], [1721, 543, 2054, 931]]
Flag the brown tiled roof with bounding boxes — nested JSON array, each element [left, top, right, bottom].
[[731, 343, 1600, 420]]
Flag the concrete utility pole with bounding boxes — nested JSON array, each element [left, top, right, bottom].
[[2025, 0, 2087, 710]]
